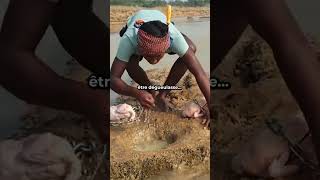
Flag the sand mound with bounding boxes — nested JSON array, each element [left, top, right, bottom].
[[112, 67, 209, 179], [212, 27, 320, 180]]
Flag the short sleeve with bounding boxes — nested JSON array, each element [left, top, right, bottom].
[[169, 26, 189, 57], [115, 36, 135, 62]]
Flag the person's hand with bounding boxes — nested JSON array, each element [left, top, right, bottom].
[[136, 90, 155, 108], [201, 104, 210, 129], [155, 94, 170, 112]]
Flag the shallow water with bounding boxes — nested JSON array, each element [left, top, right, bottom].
[[110, 19, 211, 104], [134, 139, 170, 152]]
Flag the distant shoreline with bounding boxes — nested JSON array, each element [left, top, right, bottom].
[[110, 5, 210, 33]]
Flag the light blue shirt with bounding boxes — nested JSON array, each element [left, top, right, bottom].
[[116, 10, 189, 62]]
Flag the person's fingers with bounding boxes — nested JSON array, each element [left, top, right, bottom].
[[146, 98, 156, 108], [142, 103, 152, 109], [205, 120, 210, 129], [150, 102, 156, 108], [148, 97, 155, 105], [140, 100, 151, 108], [145, 97, 155, 107]]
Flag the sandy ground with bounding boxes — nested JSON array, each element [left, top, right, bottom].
[[212, 27, 320, 180], [110, 112, 210, 179], [111, 68, 210, 179], [7, 61, 107, 180], [8, 61, 210, 180], [110, 5, 210, 33]]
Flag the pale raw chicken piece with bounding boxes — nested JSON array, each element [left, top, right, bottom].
[[0, 133, 81, 180], [182, 97, 206, 118], [231, 113, 317, 178], [110, 103, 136, 123]]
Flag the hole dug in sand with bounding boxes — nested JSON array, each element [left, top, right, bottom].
[[110, 112, 210, 179], [133, 130, 179, 152]]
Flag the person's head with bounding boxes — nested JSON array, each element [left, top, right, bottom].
[[137, 20, 170, 64]]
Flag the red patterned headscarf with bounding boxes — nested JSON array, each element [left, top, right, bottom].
[[137, 28, 170, 56]]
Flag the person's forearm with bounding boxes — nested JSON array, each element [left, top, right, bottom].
[[110, 77, 140, 98], [273, 41, 320, 161], [127, 65, 154, 93], [128, 65, 151, 85], [0, 50, 107, 143], [194, 72, 210, 105], [158, 58, 188, 97], [61, 77, 107, 143], [242, 0, 320, 165], [178, 51, 210, 104]]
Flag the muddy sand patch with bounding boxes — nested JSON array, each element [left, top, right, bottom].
[[212, 27, 320, 180], [111, 111, 210, 179]]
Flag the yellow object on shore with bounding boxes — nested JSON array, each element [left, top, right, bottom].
[[167, 5, 172, 25]]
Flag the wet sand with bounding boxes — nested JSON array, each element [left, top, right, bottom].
[[111, 68, 210, 179], [110, 112, 210, 179], [212, 27, 320, 180]]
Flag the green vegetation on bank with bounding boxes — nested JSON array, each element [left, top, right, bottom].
[[110, 0, 210, 7]]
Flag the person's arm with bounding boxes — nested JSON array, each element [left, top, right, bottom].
[[0, 0, 107, 143], [126, 55, 156, 96], [157, 33, 196, 99], [110, 58, 140, 98], [181, 48, 210, 105], [51, 0, 109, 75], [110, 58, 155, 108], [244, 0, 320, 164], [111, 35, 142, 97]]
